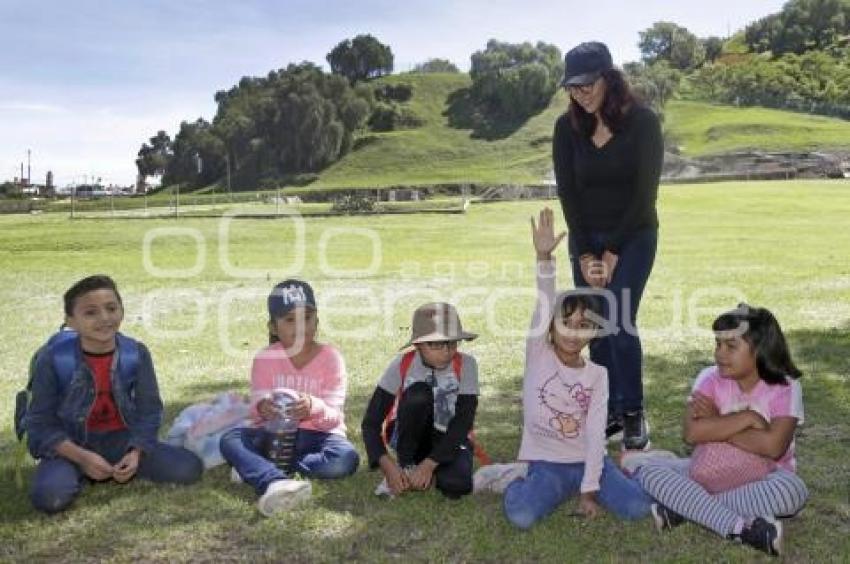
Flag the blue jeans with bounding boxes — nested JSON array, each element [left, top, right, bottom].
[[219, 427, 359, 496], [503, 457, 652, 529], [30, 430, 203, 514], [569, 228, 657, 414]]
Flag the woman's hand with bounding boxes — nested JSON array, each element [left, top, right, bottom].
[[113, 448, 140, 483], [379, 455, 410, 495], [601, 250, 619, 285], [578, 491, 602, 519], [531, 208, 566, 260], [580, 254, 607, 288]]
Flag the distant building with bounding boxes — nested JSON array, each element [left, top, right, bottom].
[[41, 171, 56, 197]]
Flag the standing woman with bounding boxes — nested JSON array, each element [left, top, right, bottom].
[[552, 42, 663, 450]]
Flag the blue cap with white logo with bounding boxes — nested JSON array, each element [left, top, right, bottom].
[[267, 279, 316, 318]]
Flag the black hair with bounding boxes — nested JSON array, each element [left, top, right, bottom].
[[63, 275, 122, 317], [548, 291, 604, 344], [566, 68, 641, 137], [267, 311, 318, 345], [712, 303, 802, 385]]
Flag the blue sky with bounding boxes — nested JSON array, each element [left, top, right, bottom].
[[1, 0, 786, 187]]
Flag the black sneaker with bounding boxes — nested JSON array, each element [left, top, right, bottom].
[[605, 413, 624, 440], [738, 517, 782, 556], [651, 503, 685, 531], [622, 410, 650, 451]]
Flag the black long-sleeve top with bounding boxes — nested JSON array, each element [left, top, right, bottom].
[[552, 105, 664, 256], [361, 388, 478, 469]]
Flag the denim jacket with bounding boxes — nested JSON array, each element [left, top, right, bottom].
[[26, 335, 164, 458]]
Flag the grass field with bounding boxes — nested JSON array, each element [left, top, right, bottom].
[[1, 179, 848, 562]]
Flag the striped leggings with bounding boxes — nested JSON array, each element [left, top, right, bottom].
[[636, 458, 808, 537]]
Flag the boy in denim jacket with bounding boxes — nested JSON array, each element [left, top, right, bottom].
[[26, 275, 202, 514]]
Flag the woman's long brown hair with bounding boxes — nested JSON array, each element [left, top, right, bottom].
[[566, 68, 639, 137]]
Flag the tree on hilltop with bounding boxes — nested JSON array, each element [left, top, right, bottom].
[[413, 58, 460, 73], [326, 34, 394, 83], [469, 39, 562, 119], [639, 21, 706, 71], [745, 0, 850, 56]]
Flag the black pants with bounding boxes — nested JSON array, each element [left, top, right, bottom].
[[394, 382, 473, 499]]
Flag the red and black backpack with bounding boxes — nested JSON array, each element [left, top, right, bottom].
[[380, 350, 490, 465]]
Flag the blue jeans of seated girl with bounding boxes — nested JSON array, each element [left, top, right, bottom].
[[30, 429, 203, 514], [503, 457, 652, 529], [219, 427, 359, 496]]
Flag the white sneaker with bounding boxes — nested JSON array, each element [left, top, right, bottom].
[[619, 449, 678, 476], [230, 466, 243, 484], [374, 477, 394, 498], [472, 462, 529, 494], [257, 479, 312, 517]]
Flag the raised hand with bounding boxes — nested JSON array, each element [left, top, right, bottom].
[[531, 207, 566, 260]]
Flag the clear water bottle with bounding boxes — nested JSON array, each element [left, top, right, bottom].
[[264, 391, 298, 476]]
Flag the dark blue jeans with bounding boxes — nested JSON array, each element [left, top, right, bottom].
[[503, 457, 652, 529], [30, 430, 203, 514], [569, 228, 657, 415], [219, 427, 359, 496]]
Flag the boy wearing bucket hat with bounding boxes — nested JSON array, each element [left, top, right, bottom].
[[361, 303, 480, 499]]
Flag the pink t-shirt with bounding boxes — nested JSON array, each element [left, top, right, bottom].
[[692, 366, 804, 472], [250, 342, 348, 436], [517, 259, 608, 493]]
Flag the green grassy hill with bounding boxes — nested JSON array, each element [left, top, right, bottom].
[[665, 100, 850, 156], [311, 73, 564, 188], [303, 73, 850, 189]]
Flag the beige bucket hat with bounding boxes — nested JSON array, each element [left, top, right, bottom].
[[401, 302, 477, 349]]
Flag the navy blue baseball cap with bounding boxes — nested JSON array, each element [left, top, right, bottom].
[[561, 41, 614, 87], [267, 279, 316, 318]]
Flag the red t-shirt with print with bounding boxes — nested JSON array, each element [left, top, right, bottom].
[[84, 351, 127, 432]]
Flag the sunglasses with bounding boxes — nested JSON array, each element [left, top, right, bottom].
[[567, 82, 596, 95], [423, 340, 459, 351]]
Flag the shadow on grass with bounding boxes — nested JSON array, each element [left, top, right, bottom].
[[443, 87, 534, 141]]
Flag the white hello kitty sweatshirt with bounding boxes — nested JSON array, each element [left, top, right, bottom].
[[517, 259, 608, 493]]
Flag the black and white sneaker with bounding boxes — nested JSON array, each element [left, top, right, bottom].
[[738, 517, 782, 556], [606, 413, 624, 442], [651, 503, 685, 532], [622, 410, 651, 451]]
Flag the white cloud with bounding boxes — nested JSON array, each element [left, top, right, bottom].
[[0, 102, 68, 114]]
